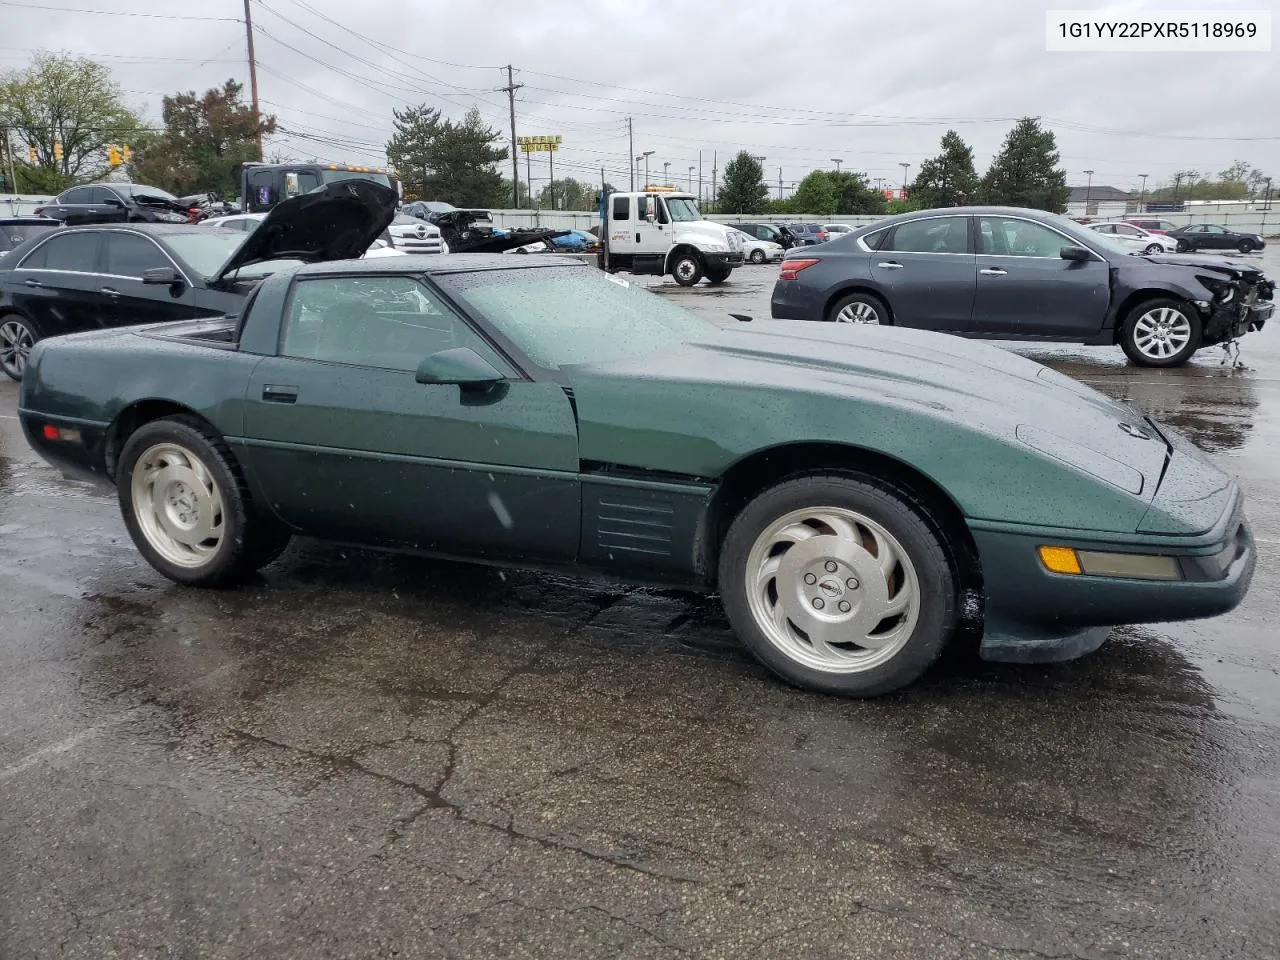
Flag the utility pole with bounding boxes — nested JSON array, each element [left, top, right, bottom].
[[662, 160, 670, 185], [501, 65, 523, 207], [243, 0, 263, 160], [712, 151, 717, 207], [548, 149, 555, 210], [641, 150, 654, 187], [697, 152, 703, 203], [1138, 173, 1148, 211], [627, 116, 635, 191], [831, 158, 843, 172], [1083, 169, 1094, 211], [778, 167, 783, 200], [688, 165, 694, 192], [1172, 172, 1184, 203], [899, 162, 910, 196]]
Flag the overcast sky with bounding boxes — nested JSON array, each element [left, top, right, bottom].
[[4, 0, 1276, 198]]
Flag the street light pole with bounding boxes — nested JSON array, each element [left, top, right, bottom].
[[899, 162, 910, 196], [831, 158, 843, 173], [641, 150, 654, 188], [662, 161, 670, 185], [1138, 173, 1148, 212], [1083, 169, 1094, 211], [688, 166, 695, 191]]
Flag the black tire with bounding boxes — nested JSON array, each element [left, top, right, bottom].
[[826, 291, 890, 325], [1119, 297, 1203, 368], [718, 473, 959, 697], [117, 415, 287, 586], [1143, 243, 1162, 255], [1175, 239, 1191, 252], [705, 264, 732, 284], [749, 248, 766, 264], [671, 252, 703, 287], [0, 313, 39, 382], [1237, 240, 1254, 254]]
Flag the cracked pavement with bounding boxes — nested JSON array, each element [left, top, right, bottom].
[[2, 255, 1279, 958]]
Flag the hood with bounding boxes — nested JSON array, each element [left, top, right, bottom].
[[563, 321, 1172, 506], [673, 221, 743, 250], [428, 208, 492, 228], [1139, 253, 1268, 279], [210, 179, 398, 282]]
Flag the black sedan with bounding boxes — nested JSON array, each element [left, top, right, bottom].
[[0, 180, 398, 380], [770, 206, 1274, 367], [1167, 223, 1266, 254], [32, 183, 193, 226]]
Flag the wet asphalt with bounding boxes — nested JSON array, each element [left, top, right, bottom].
[[2, 251, 1279, 959]]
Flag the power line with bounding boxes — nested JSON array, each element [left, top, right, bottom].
[[0, 0, 239, 19]]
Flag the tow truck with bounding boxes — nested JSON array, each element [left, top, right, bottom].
[[598, 186, 745, 286]]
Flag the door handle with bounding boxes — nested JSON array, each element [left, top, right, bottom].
[[877, 261, 904, 269], [979, 268, 1008, 276], [23, 277, 43, 288], [635, 232, 641, 243], [262, 384, 298, 404], [100, 286, 120, 296]]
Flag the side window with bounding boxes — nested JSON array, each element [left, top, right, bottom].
[[59, 187, 92, 204], [862, 227, 890, 251], [1094, 224, 1115, 234], [281, 275, 511, 374], [1206, 225, 1227, 234], [977, 217, 1069, 258], [654, 198, 669, 224], [294, 171, 322, 194], [90, 187, 119, 205], [887, 217, 969, 254], [612, 196, 629, 221], [32, 232, 101, 271], [103, 234, 169, 277]]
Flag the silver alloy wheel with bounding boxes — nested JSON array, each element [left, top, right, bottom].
[[835, 300, 880, 324], [750, 249, 765, 264], [1144, 243, 1162, 255], [744, 506, 921, 674], [0, 319, 34, 378], [675, 258, 697, 282], [1132, 306, 1192, 361], [130, 442, 226, 568]]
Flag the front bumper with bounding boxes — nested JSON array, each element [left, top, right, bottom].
[[972, 490, 1254, 663], [708, 252, 745, 269]]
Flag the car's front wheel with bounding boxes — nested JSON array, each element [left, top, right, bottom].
[[118, 416, 290, 586], [671, 252, 703, 286], [749, 248, 766, 264], [1144, 243, 1162, 255], [828, 292, 889, 325], [1120, 297, 1203, 367], [718, 474, 959, 697], [0, 314, 38, 381]]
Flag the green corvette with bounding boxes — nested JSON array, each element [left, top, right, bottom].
[[17, 186, 1255, 696]]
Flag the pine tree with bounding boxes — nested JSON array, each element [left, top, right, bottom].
[[717, 152, 769, 214], [386, 105, 508, 206], [979, 118, 1069, 212], [909, 131, 979, 209]]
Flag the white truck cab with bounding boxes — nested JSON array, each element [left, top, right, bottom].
[[599, 188, 744, 286]]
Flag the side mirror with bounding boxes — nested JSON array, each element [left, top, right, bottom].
[[1060, 245, 1093, 262], [415, 347, 505, 386], [141, 267, 181, 285], [103, 197, 125, 208]]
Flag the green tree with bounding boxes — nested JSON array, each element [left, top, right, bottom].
[[828, 170, 886, 215], [979, 117, 1069, 212], [910, 131, 980, 208], [387, 105, 508, 207], [717, 151, 769, 214], [0, 51, 143, 191], [537, 176, 593, 211], [787, 170, 837, 215], [130, 80, 275, 196]]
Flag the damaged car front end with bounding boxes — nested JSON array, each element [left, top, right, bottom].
[[1181, 259, 1275, 344]]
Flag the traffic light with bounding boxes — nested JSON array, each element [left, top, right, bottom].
[[108, 145, 122, 167], [53, 140, 63, 162], [122, 144, 132, 163], [27, 145, 37, 164]]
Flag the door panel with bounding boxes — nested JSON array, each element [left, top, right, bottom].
[[9, 232, 106, 335], [974, 216, 1110, 337], [870, 215, 975, 331], [99, 233, 192, 327]]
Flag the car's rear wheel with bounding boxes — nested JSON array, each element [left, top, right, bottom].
[[672, 252, 703, 286], [118, 416, 290, 586], [718, 474, 958, 697], [1238, 240, 1255, 254], [749, 248, 766, 264], [0, 314, 38, 381], [1176, 239, 1191, 252], [828, 292, 888, 325], [1144, 243, 1162, 255], [1120, 297, 1202, 367]]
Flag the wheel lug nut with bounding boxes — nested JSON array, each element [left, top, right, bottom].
[[812, 597, 825, 610], [838, 601, 851, 613], [846, 578, 859, 589], [803, 573, 817, 585], [824, 561, 838, 573]]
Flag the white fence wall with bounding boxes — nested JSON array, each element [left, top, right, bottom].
[[2, 195, 53, 216]]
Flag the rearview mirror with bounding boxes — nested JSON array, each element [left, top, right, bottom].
[[415, 347, 505, 386], [141, 267, 180, 285], [1060, 245, 1093, 262]]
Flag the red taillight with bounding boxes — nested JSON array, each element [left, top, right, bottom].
[[779, 258, 820, 281], [41, 424, 82, 443], [42, 424, 59, 440], [32, 207, 44, 216]]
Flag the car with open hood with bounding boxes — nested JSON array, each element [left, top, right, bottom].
[[16, 256, 1255, 698], [0, 179, 397, 379]]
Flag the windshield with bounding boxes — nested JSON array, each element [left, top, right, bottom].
[[438, 266, 716, 369], [320, 170, 393, 189], [163, 232, 303, 279], [115, 183, 179, 201], [664, 197, 703, 222]]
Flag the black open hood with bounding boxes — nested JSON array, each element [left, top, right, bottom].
[[211, 179, 398, 282]]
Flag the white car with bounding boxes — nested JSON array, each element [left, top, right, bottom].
[[201, 212, 431, 258], [732, 229, 784, 264], [387, 213, 447, 254], [823, 223, 856, 240], [1087, 221, 1178, 255]]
